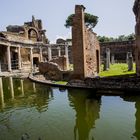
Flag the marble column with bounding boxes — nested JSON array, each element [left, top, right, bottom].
[[30, 48, 33, 71], [58, 47, 61, 57], [127, 52, 133, 71], [111, 54, 115, 64], [18, 47, 22, 70], [104, 48, 110, 71], [48, 46, 52, 61], [65, 43, 69, 70], [7, 45, 12, 72]]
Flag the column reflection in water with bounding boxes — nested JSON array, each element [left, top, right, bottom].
[[33, 82, 36, 93], [68, 89, 101, 140], [122, 96, 140, 140], [0, 77, 5, 109], [9, 77, 14, 100], [20, 79, 24, 96]]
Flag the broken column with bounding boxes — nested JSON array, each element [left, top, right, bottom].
[[127, 52, 133, 71], [104, 48, 110, 71], [72, 5, 100, 79]]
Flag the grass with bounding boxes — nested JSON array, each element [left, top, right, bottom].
[[53, 81, 68, 85], [99, 63, 136, 77]]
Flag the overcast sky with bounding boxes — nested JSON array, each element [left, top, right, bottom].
[[0, 0, 135, 43]]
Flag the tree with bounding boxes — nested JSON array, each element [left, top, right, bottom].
[[65, 13, 98, 29]]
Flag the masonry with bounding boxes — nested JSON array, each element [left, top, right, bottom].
[[72, 5, 100, 79]]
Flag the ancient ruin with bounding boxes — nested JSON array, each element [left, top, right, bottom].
[[72, 5, 100, 79], [133, 0, 140, 76]]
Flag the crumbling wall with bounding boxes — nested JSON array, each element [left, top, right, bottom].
[[50, 56, 68, 71], [72, 5, 100, 79], [39, 62, 62, 80]]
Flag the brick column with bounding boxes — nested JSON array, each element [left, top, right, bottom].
[[7, 45, 12, 72]]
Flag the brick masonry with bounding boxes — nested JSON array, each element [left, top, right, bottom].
[[72, 5, 100, 79]]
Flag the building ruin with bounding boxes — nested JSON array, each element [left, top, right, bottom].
[[72, 5, 100, 79]]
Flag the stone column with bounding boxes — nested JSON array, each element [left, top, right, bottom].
[[111, 54, 115, 64], [30, 48, 33, 71], [40, 47, 43, 62], [20, 79, 24, 96], [18, 47, 22, 70], [127, 52, 133, 71], [7, 45, 12, 72], [48, 46, 52, 61], [58, 47, 61, 57], [65, 43, 69, 70], [104, 48, 110, 71], [9, 77, 14, 99]]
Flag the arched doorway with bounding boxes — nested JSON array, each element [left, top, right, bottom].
[[28, 29, 38, 42]]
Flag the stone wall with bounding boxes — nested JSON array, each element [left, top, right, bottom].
[[72, 5, 100, 79], [100, 40, 135, 63]]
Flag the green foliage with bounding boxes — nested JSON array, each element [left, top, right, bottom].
[[65, 13, 98, 29], [99, 63, 136, 77], [98, 33, 135, 43]]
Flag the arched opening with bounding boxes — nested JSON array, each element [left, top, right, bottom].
[[28, 29, 38, 42]]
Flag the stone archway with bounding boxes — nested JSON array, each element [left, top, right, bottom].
[[28, 28, 39, 42]]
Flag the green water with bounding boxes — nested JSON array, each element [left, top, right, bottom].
[[0, 77, 140, 140]]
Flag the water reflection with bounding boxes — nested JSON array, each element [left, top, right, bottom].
[[121, 95, 140, 140], [68, 89, 101, 140], [0, 77, 53, 112]]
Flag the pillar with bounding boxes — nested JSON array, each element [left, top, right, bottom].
[[30, 48, 33, 71], [48, 46, 52, 61], [33, 83, 36, 93], [18, 47, 22, 70], [58, 47, 61, 57], [127, 52, 133, 71], [7, 45, 11, 72], [111, 54, 115, 64], [65, 43, 69, 70], [104, 48, 110, 71], [40, 47, 43, 62]]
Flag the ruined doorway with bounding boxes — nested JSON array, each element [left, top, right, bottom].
[[96, 50, 100, 73], [33, 57, 39, 66]]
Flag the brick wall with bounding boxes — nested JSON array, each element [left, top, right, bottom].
[[72, 5, 100, 79]]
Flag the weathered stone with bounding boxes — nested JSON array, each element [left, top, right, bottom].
[[72, 5, 100, 79], [133, 0, 140, 75], [127, 52, 133, 71], [39, 62, 62, 81]]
